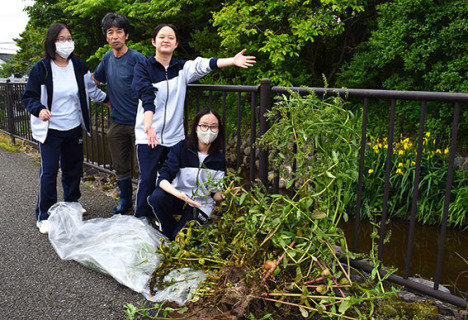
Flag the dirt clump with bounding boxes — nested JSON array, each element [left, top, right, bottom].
[[181, 266, 266, 319]]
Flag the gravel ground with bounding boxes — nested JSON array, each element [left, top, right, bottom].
[[0, 147, 147, 320]]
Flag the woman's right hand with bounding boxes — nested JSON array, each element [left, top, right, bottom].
[[144, 125, 159, 148], [143, 110, 159, 148], [39, 109, 51, 121]]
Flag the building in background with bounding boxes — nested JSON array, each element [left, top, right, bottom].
[[0, 52, 12, 66]]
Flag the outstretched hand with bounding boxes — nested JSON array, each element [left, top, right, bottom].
[[233, 49, 256, 68]]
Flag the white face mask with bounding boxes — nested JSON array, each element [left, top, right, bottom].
[[197, 130, 218, 145], [55, 41, 75, 59]]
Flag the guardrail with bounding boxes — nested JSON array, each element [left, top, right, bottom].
[[1, 79, 467, 308]]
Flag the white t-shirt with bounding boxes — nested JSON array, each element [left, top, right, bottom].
[[49, 60, 81, 131], [198, 152, 209, 165]]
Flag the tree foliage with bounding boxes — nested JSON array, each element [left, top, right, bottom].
[[5, 0, 371, 87], [336, 0, 468, 149], [337, 0, 468, 93], [11, 24, 47, 75], [4, 0, 467, 96], [207, 0, 367, 86], [8, 0, 222, 75]]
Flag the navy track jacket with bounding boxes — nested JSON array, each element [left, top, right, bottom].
[[157, 141, 226, 216], [22, 56, 108, 143]]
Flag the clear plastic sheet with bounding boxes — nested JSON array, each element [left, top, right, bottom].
[[47, 202, 206, 305]]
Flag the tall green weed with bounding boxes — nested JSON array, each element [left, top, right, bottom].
[[151, 91, 401, 319]]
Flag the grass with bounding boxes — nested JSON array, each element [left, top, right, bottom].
[[0, 133, 20, 152]]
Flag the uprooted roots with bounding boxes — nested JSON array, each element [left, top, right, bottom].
[[187, 265, 266, 320]]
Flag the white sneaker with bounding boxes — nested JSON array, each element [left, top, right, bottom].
[[36, 220, 50, 234], [77, 203, 87, 215]]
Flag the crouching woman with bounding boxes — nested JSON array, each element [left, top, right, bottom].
[[147, 108, 226, 240]]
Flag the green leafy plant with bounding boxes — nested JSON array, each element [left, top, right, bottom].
[[124, 302, 188, 320], [261, 89, 361, 226], [144, 91, 401, 319], [358, 133, 468, 227]]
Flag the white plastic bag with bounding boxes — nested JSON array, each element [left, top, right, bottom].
[[145, 268, 207, 304], [47, 202, 206, 305]]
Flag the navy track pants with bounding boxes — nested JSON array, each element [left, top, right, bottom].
[[147, 187, 208, 240], [134, 144, 170, 220], [36, 126, 83, 220]]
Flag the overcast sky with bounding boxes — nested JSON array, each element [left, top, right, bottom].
[[0, 0, 34, 53]]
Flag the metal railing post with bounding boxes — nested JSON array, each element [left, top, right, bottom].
[[236, 92, 242, 170], [404, 101, 427, 278], [353, 98, 369, 252], [434, 102, 461, 290], [259, 78, 271, 189], [250, 92, 257, 185], [5, 80, 16, 144], [377, 99, 397, 265]]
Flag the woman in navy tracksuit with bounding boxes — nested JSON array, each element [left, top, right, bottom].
[[147, 108, 226, 240], [22, 23, 109, 234], [131, 23, 255, 222]]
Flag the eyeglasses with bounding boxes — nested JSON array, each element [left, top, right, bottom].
[[198, 124, 219, 133], [56, 37, 74, 42]]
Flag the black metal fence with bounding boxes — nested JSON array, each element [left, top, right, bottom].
[[1, 79, 467, 308]]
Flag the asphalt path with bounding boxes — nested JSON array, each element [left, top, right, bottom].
[[0, 147, 146, 320]]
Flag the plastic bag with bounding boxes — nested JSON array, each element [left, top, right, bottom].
[[47, 202, 206, 305]]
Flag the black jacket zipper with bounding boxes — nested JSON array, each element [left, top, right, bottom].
[[160, 69, 169, 144]]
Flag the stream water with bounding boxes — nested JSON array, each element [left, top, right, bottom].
[[338, 218, 468, 296]]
